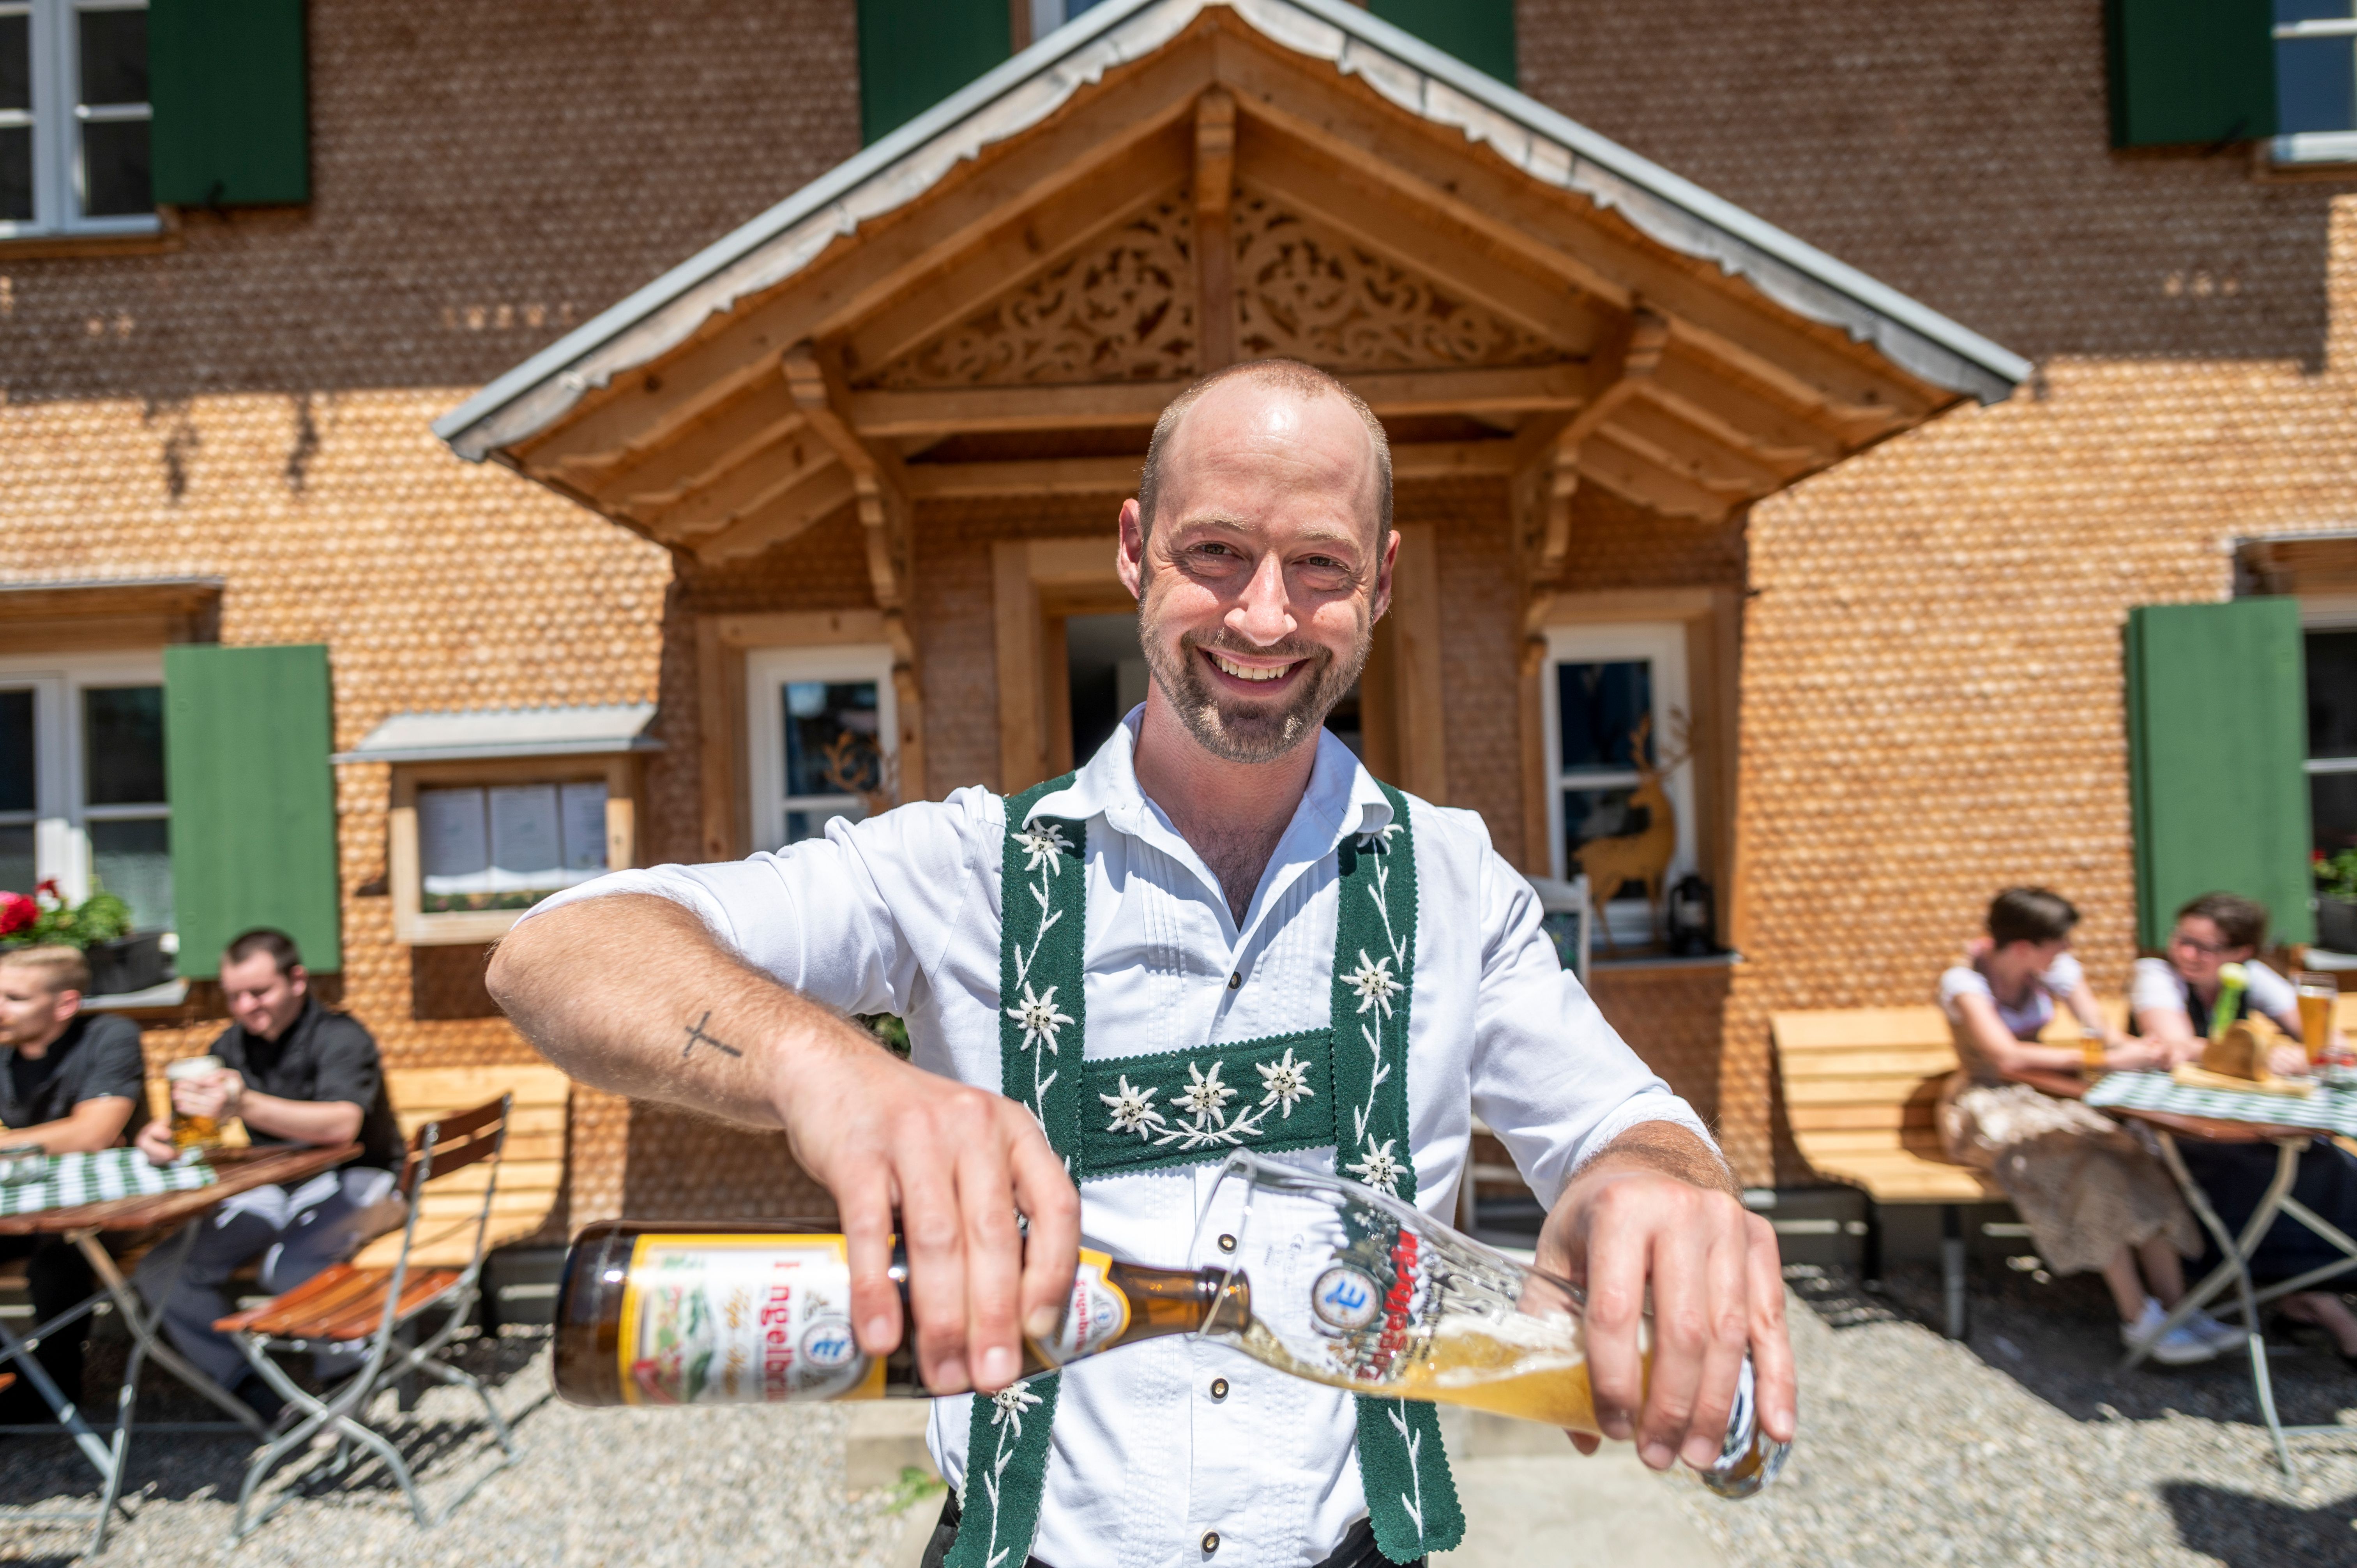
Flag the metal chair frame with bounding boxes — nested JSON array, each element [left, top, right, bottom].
[[221, 1093, 519, 1543]]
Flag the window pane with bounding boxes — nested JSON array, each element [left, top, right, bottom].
[[2309, 630, 2357, 758], [89, 816, 170, 932], [83, 686, 164, 805], [77, 7, 147, 106], [784, 804, 864, 846], [783, 680, 883, 798], [2277, 37, 2357, 134], [1556, 661, 1652, 772], [0, 824, 31, 895], [0, 689, 32, 813], [1563, 785, 1656, 902], [80, 117, 148, 216], [2315, 770, 2357, 856], [0, 125, 29, 221], [0, 12, 28, 111]]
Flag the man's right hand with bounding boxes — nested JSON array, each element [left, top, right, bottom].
[[134, 1117, 177, 1166], [779, 1030, 1081, 1396]]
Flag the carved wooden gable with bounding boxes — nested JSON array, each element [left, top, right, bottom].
[[860, 183, 1572, 391]]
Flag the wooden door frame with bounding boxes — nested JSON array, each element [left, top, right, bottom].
[[694, 608, 895, 860]]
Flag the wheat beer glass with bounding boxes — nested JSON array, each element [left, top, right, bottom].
[[1195, 1150, 1788, 1499], [165, 1056, 226, 1151], [2296, 971, 2338, 1067]]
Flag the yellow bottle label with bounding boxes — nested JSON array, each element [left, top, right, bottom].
[[1026, 1247, 1131, 1367], [615, 1233, 886, 1406]]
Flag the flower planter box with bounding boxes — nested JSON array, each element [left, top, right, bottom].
[[2318, 896, 2357, 957], [83, 932, 174, 998]]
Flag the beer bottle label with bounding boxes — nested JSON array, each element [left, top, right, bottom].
[[1027, 1247, 1131, 1367], [615, 1234, 884, 1406]]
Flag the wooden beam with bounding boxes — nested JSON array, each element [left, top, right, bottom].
[[846, 362, 1588, 438], [638, 428, 832, 537], [843, 126, 1196, 380], [1512, 306, 1669, 581], [1237, 122, 1608, 354], [510, 39, 1214, 477], [1577, 428, 1735, 521], [1217, 48, 1943, 424], [1194, 88, 1238, 372], [1391, 441, 1520, 480], [1601, 397, 1787, 497], [691, 464, 857, 563], [1389, 523, 1447, 804], [901, 440, 1516, 498], [580, 380, 802, 507], [1643, 351, 1844, 465]]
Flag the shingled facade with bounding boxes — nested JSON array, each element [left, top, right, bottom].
[[2, 0, 2343, 1213]]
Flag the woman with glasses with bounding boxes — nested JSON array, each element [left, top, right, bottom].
[[1936, 888, 2226, 1363], [2133, 892, 2357, 1365]]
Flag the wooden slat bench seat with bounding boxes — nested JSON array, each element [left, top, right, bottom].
[[214, 1260, 464, 1342], [1770, 1003, 2124, 1337]]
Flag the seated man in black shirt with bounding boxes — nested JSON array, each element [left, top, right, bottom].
[[0, 944, 145, 1420], [133, 929, 405, 1409]]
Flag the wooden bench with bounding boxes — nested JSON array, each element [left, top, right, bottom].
[[1769, 1003, 2122, 1337]]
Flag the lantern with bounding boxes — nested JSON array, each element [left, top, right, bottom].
[[1667, 873, 1718, 957]]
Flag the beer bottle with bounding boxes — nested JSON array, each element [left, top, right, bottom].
[[552, 1221, 1250, 1407]]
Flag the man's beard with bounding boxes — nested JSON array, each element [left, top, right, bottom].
[[1139, 602, 1371, 765]]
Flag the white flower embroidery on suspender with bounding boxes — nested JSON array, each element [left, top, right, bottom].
[[1014, 820, 1072, 875], [1255, 1047, 1316, 1119], [1099, 1075, 1167, 1139], [1006, 984, 1076, 1056], [1343, 950, 1403, 1017], [1346, 1137, 1403, 1194], [989, 1381, 1043, 1439]]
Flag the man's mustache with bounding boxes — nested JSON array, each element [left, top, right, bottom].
[[1177, 631, 1330, 665]]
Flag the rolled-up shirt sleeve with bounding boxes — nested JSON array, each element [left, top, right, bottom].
[[1466, 846, 1716, 1210], [517, 787, 992, 1020]]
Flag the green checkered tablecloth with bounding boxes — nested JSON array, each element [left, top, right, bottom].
[[2085, 1070, 2357, 1137], [0, 1148, 216, 1217]]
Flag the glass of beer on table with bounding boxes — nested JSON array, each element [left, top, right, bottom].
[[165, 1055, 226, 1150], [1194, 1150, 1789, 1499], [2297, 971, 2339, 1067]]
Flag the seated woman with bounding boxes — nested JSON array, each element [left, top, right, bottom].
[[1938, 887, 2235, 1363], [2133, 891, 2357, 1364]]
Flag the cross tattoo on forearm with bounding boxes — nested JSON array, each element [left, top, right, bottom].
[[681, 1010, 742, 1061]]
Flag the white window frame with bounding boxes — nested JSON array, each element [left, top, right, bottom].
[[0, 0, 157, 238], [2271, 12, 2357, 166], [0, 648, 168, 925], [1540, 623, 1695, 950], [746, 643, 898, 854]]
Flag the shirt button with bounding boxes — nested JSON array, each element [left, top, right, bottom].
[[1227, 971, 1241, 990], [1201, 1530, 1221, 1555], [1209, 1377, 1229, 1401], [1217, 1233, 1237, 1254]]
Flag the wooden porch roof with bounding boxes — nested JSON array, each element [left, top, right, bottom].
[[435, 0, 2027, 581]]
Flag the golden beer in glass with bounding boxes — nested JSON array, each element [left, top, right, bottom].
[[165, 1055, 226, 1150], [2296, 972, 2338, 1066]]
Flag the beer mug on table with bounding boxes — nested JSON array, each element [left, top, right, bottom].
[[2296, 971, 2339, 1067], [1194, 1150, 1790, 1499], [165, 1055, 227, 1150]]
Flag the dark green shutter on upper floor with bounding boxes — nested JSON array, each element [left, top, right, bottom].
[[858, 0, 1010, 147], [148, 0, 309, 206], [164, 645, 341, 978], [2106, 0, 2275, 148], [1371, 0, 1516, 87], [2126, 600, 2313, 951]]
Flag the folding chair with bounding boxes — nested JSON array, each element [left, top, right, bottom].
[[212, 1094, 521, 1542]]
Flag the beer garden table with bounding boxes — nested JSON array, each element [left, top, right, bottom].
[[2010, 1067, 2357, 1478], [0, 1142, 361, 1554]]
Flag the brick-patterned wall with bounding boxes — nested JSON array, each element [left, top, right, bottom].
[[1521, 0, 2357, 1182]]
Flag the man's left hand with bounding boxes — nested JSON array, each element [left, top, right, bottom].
[[1536, 1126, 1796, 1472], [171, 1070, 241, 1123]]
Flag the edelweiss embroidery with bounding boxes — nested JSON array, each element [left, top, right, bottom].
[[1014, 821, 1073, 875], [1346, 1137, 1403, 1194], [1255, 1047, 1316, 1118], [1343, 950, 1403, 1017], [1099, 1075, 1166, 1139], [990, 1381, 1043, 1439], [1007, 984, 1074, 1054]]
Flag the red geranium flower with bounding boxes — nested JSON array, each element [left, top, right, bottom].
[[34, 878, 61, 902], [0, 891, 35, 937]]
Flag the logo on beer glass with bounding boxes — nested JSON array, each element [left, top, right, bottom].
[[1311, 1265, 1382, 1330]]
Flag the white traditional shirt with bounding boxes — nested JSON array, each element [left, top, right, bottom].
[[532, 714, 1710, 1568]]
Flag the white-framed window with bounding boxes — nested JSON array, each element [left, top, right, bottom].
[[0, 649, 171, 932], [2274, 4, 2357, 164], [746, 644, 898, 853], [1541, 623, 1694, 951], [0, 0, 153, 237]]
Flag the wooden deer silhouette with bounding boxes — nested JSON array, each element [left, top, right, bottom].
[[1573, 710, 1692, 953]]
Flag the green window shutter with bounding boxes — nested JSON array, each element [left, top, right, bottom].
[[1370, 0, 1516, 86], [163, 645, 339, 978], [148, 0, 309, 206], [2126, 601, 2313, 950], [2106, 0, 2274, 148], [857, 0, 1010, 146]]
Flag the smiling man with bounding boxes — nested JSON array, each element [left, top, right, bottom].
[[489, 359, 1793, 1568]]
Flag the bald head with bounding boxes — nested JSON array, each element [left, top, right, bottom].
[[1136, 359, 1391, 546]]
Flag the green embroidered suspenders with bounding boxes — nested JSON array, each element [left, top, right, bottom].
[[947, 777, 1464, 1568]]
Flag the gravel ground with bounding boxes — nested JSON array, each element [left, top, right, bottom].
[[1671, 1262, 2357, 1568], [0, 1327, 927, 1566]]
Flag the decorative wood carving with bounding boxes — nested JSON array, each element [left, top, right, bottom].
[[868, 198, 1198, 388], [1231, 187, 1560, 373]]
